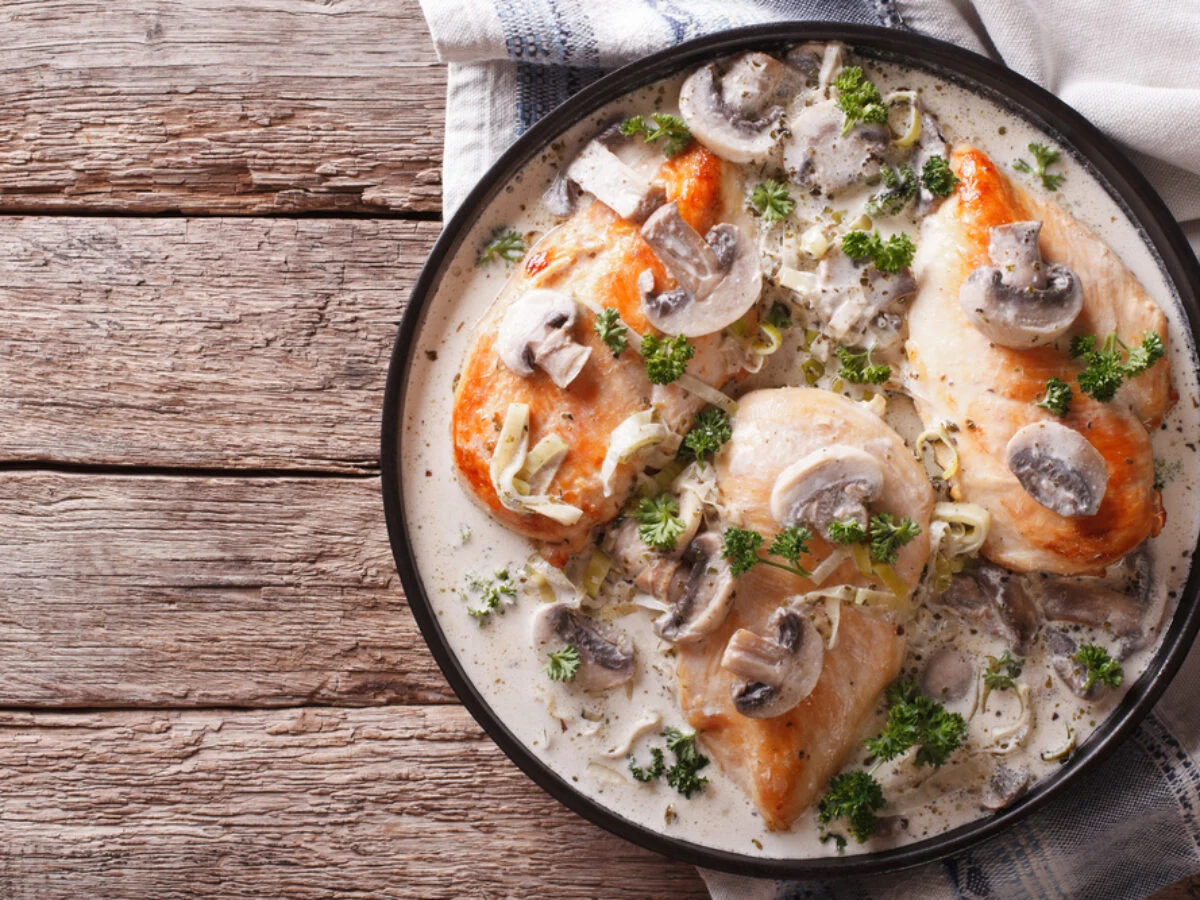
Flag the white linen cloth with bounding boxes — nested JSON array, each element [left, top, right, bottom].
[[417, 1, 1200, 896]]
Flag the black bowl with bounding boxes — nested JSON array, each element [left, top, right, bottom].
[[381, 22, 1200, 878]]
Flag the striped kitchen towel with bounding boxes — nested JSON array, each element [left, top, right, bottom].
[[416, 0, 1200, 896]]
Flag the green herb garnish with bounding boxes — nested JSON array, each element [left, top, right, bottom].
[[629, 747, 666, 783], [721, 526, 812, 578], [865, 680, 968, 769], [750, 179, 796, 222], [681, 408, 732, 467], [477, 227, 526, 266], [1074, 643, 1124, 691], [593, 307, 628, 356], [1037, 376, 1074, 417], [818, 771, 886, 843], [867, 513, 921, 564], [1012, 142, 1065, 191], [866, 165, 917, 217], [633, 494, 686, 552], [764, 301, 793, 330], [921, 155, 960, 197], [464, 570, 518, 621], [664, 728, 710, 798], [641, 333, 695, 385], [835, 345, 891, 385], [545, 643, 581, 682], [841, 229, 915, 274], [620, 113, 692, 157], [983, 650, 1024, 691], [1074, 331, 1166, 402], [832, 66, 889, 136], [828, 518, 869, 544]]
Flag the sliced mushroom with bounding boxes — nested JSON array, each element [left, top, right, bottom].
[[723, 607, 825, 718], [678, 53, 794, 164], [653, 532, 736, 644], [815, 250, 917, 342], [1038, 546, 1156, 649], [921, 649, 974, 703], [496, 289, 592, 388], [543, 170, 579, 218], [981, 764, 1030, 811], [565, 139, 665, 223], [1045, 628, 1096, 699], [532, 603, 634, 692], [785, 42, 844, 93], [933, 564, 1041, 655], [769, 444, 884, 540], [1006, 421, 1108, 518], [959, 222, 1083, 348], [782, 100, 889, 196], [639, 202, 763, 336]]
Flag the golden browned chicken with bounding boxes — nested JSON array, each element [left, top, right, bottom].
[[905, 146, 1169, 576], [452, 145, 750, 565], [676, 388, 935, 830]]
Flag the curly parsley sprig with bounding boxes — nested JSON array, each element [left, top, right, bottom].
[[620, 113, 692, 157], [1013, 142, 1065, 191], [640, 333, 695, 385], [835, 345, 891, 385], [1036, 376, 1074, 417], [1074, 643, 1124, 691], [477, 227, 526, 266], [721, 525, 813, 578], [544, 644, 581, 682], [842, 229, 916, 274], [681, 408, 732, 467], [832, 66, 888, 136], [633, 494, 686, 552], [1070, 331, 1165, 402], [749, 179, 796, 222], [627, 728, 710, 798], [921, 155, 960, 197]]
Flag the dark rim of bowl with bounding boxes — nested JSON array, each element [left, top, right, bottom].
[[380, 22, 1200, 879]]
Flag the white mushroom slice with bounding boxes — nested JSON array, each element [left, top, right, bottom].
[[783, 42, 844, 93], [769, 445, 885, 540], [678, 52, 793, 164], [496, 289, 591, 388], [783, 100, 889, 196], [981, 764, 1030, 811], [653, 532, 736, 644], [532, 603, 634, 692], [722, 607, 825, 718], [639, 202, 763, 337], [959, 221, 1083, 348], [1006, 421, 1108, 518], [920, 649, 974, 702], [815, 250, 917, 342], [566, 140, 664, 223]]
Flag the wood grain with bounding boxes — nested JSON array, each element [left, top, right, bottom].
[[0, 216, 437, 471], [0, 471, 453, 707], [0, 704, 708, 899], [0, 0, 443, 214]]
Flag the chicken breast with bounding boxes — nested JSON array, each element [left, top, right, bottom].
[[676, 388, 935, 830], [452, 145, 748, 564], [905, 146, 1169, 575]]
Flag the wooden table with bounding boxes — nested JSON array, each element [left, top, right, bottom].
[[0, 3, 1192, 897]]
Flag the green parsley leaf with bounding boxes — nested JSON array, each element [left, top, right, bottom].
[[1124, 331, 1166, 376], [820, 832, 849, 854], [921, 155, 960, 197], [749, 179, 796, 222], [477, 227, 525, 266], [1073, 331, 1165, 403], [545, 643, 581, 682], [620, 113, 693, 157], [818, 770, 885, 843], [634, 494, 686, 552], [764, 300, 793, 330], [835, 345, 891, 385], [1036, 376, 1074, 417], [867, 513, 921, 564], [983, 650, 1024, 691], [828, 518, 868, 544], [864, 679, 967, 768], [866, 165, 918, 217], [840, 229, 916, 274], [1074, 643, 1124, 691], [721, 527, 765, 576], [832, 66, 889, 136], [593, 307, 628, 356], [768, 525, 813, 570], [681, 408, 732, 467], [464, 570, 518, 622], [1013, 142, 1065, 191], [664, 728, 710, 798], [1070, 334, 1095, 359], [640, 333, 695, 385], [628, 747, 665, 783]]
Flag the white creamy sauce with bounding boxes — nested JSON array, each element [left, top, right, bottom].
[[397, 51, 1200, 858]]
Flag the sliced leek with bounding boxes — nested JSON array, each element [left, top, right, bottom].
[[777, 265, 818, 298], [934, 501, 991, 557], [490, 402, 583, 525], [885, 90, 922, 149], [600, 409, 668, 496], [916, 421, 960, 480]]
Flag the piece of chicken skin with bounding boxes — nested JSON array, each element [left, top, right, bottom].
[[676, 388, 934, 830], [904, 146, 1169, 576], [452, 145, 748, 565]]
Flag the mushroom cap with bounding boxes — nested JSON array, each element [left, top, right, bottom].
[[531, 603, 634, 692], [782, 100, 888, 196], [920, 649, 974, 702], [495, 289, 591, 388], [722, 606, 825, 719], [981, 764, 1030, 811], [678, 54, 790, 164], [934, 563, 1041, 655], [959, 221, 1083, 349], [565, 139, 664, 223], [653, 531, 737, 644], [769, 444, 885, 539], [1006, 421, 1108, 518], [639, 203, 763, 337], [816, 250, 917, 342]]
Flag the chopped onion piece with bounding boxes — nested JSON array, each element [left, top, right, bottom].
[[777, 265, 818, 298], [600, 409, 668, 496], [808, 547, 851, 586], [750, 322, 783, 356], [799, 226, 830, 259], [674, 372, 739, 416]]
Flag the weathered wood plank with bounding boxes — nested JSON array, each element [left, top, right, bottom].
[[0, 704, 707, 899], [0, 216, 436, 471], [0, 471, 453, 707], [0, 0, 443, 213]]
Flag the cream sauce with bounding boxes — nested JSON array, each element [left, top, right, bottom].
[[397, 51, 1200, 858]]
